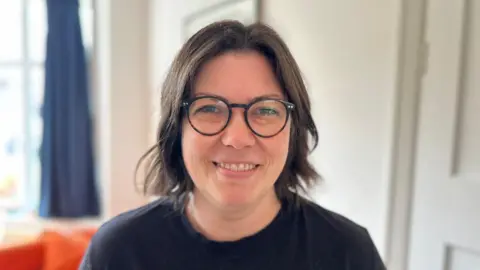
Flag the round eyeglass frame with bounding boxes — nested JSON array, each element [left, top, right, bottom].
[[181, 95, 295, 138]]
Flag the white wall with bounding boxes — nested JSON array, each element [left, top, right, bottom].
[[94, 0, 151, 218], [150, 0, 401, 258]]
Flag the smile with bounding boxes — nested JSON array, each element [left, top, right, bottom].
[[213, 162, 260, 172]]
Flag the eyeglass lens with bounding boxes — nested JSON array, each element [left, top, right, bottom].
[[187, 97, 288, 137]]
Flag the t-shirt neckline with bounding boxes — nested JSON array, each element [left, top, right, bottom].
[[179, 198, 291, 258]]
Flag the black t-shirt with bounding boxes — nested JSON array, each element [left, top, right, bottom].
[[80, 197, 386, 269]]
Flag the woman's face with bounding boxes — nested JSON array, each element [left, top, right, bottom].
[[181, 51, 291, 209]]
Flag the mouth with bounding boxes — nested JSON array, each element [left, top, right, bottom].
[[212, 161, 260, 172]]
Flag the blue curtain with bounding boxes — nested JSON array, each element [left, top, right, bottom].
[[39, 0, 100, 217]]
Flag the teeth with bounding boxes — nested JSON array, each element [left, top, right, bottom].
[[217, 162, 256, 171]]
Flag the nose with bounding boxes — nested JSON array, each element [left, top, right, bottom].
[[221, 109, 255, 149]]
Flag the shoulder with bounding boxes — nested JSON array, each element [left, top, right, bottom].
[[79, 198, 179, 269], [300, 198, 369, 240], [297, 198, 386, 269]]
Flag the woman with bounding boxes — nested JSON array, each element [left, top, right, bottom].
[[81, 21, 386, 269]]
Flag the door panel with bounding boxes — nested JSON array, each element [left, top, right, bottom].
[[408, 0, 480, 269]]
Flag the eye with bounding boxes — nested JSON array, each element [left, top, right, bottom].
[[196, 105, 220, 114], [256, 107, 279, 116]]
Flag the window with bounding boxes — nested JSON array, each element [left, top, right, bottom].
[[0, 0, 93, 215]]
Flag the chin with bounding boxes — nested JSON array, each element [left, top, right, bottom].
[[217, 185, 278, 209], [215, 188, 257, 208]]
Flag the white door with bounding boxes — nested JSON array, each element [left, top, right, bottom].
[[408, 0, 480, 269]]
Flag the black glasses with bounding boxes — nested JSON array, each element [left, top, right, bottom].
[[182, 95, 295, 138]]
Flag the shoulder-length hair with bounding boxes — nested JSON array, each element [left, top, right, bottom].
[[137, 20, 320, 205]]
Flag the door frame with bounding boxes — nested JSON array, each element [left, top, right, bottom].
[[384, 0, 428, 269]]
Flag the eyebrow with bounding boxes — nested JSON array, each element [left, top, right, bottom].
[[194, 92, 284, 101], [257, 94, 284, 99]]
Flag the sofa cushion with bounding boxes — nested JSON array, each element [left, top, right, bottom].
[[40, 229, 92, 270], [0, 240, 44, 270]]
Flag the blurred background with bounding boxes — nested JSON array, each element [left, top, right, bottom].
[[0, 0, 479, 270]]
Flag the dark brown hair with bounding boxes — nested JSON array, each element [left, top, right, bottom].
[[136, 20, 320, 205]]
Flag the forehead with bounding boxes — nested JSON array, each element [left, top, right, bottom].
[[193, 51, 284, 101]]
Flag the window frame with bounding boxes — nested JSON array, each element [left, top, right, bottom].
[[0, 0, 43, 210], [0, 0, 94, 213]]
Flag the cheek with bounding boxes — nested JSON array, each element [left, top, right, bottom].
[[183, 124, 199, 160], [266, 125, 291, 165], [181, 122, 215, 168]]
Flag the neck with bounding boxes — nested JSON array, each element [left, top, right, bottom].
[[185, 190, 281, 242]]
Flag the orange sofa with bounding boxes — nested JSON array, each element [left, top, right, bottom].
[[0, 228, 96, 270]]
